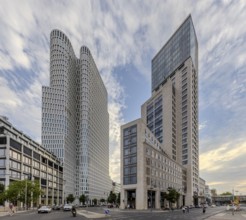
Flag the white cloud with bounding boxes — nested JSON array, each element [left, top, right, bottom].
[[0, 0, 245, 188]]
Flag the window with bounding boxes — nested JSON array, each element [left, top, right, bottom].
[[23, 156, 31, 165], [10, 150, 21, 160], [0, 149, 5, 156], [23, 165, 31, 173], [10, 160, 20, 169], [10, 170, 21, 179], [0, 137, 6, 145], [0, 159, 5, 167]]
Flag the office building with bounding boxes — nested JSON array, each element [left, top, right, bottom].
[[121, 119, 183, 209], [121, 15, 199, 209], [0, 116, 63, 206], [42, 30, 111, 203]]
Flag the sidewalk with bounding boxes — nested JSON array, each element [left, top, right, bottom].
[[206, 210, 246, 220], [0, 209, 33, 217]]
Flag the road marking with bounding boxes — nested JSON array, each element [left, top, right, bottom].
[[215, 213, 226, 216], [241, 214, 246, 218]]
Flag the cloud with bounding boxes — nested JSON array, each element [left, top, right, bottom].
[[200, 140, 246, 171], [199, 121, 207, 130], [200, 140, 246, 194], [0, 0, 245, 188]]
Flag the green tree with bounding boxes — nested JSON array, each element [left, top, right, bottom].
[[66, 194, 75, 203], [79, 194, 86, 205], [100, 198, 105, 204], [107, 191, 117, 204], [3, 180, 42, 208], [166, 187, 180, 207], [92, 198, 97, 206], [116, 193, 120, 204], [0, 183, 5, 205], [220, 192, 232, 196]]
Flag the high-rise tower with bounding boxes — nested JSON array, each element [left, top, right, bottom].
[[144, 15, 199, 205], [42, 29, 111, 202], [121, 15, 199, 208]]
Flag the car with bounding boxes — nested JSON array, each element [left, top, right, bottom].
[[63, 204, 73, 211], [52, 205, 61, 210], [211, 204, 216, 207], [38, 206, 52, 213]]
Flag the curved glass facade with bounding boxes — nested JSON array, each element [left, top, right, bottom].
[[42, 30, 111, 203]]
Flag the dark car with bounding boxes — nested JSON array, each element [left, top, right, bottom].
[[52, 205, 61, 210]]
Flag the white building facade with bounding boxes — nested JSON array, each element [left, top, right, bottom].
[[42, 30, 111, 203], [0, 116, 63, 206], [121, 119, 183, 210]]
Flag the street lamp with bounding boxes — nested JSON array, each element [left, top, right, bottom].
[[63, 180, 66, 205]]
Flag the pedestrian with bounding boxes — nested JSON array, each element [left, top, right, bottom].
[[182, 206, 186, 213], [202, 205, 206, 214], [186, 206, 189, 213], [232, 204, 235, 215], [12, 204, 16, 214], [9, 203, 13, 216]]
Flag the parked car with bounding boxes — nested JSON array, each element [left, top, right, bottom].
[[63, 204, 73, 211], [38, 206, 52, 213], [211, 204, 216, 207], [52, 205, 61, 210]]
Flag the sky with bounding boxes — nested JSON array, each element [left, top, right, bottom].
[[0, 0, 245, 195]]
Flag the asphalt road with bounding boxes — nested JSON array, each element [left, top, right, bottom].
[[0, 206, 225, 220]]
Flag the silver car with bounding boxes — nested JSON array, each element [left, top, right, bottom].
[[38, 206, 52, 213], [63, 204, 73, 211]]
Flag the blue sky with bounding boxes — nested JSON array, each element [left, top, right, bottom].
[[0, 0, 245, 195]]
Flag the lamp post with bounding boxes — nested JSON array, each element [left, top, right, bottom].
[[63, 180, 66, 205]]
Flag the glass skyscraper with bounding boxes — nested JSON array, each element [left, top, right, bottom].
[[42, 30, 111, 203], [152, 15, 198, 92]]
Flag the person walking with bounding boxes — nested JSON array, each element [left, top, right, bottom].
[[182, 206, 186, 213], [9, 203, 13, 216], [232, 204, 235, 215], [186, 206, 189, 213], [202, 205, 206, 214]]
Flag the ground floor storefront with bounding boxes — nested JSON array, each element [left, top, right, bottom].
[[121, 188, 186, 210]]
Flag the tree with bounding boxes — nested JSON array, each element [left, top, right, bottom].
[[116, 193, 120, 204], [107, 191, 117, 204], [100, 198, 105, 204], [66, 194, 75, 203], [3, 180, 42, 207], [166, 187, 180, 207], [220, 192, 232, 196], [79, 194, 86, 205], [0, 183, 5, 205], [92, 198, 97, 206]]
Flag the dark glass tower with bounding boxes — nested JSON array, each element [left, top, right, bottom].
[[151, 15, 198, 92]]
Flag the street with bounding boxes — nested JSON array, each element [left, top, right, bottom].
[[0, 206, 227, 220]]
